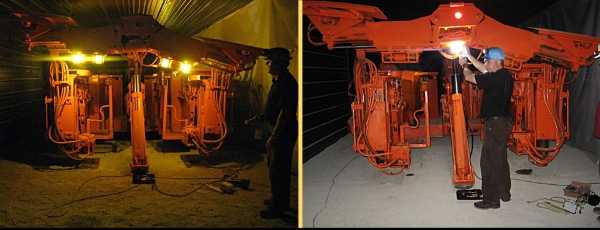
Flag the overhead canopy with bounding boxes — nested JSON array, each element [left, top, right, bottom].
[[0, 0, 252, 36]]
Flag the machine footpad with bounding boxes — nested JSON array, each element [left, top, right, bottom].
[[456, 189, 483, 200]]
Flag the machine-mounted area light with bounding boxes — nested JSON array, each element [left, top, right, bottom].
[[179, 62, 192, 74], [71, 52, 86, 64], [160, 57, 172, 69], [93, 54, 105, 64], [454, 11, 463, 19], [447, 40, 467, 57]]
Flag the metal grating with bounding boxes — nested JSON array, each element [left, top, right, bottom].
[[302, 16, 353, 162], [0, 13, 45, 155]]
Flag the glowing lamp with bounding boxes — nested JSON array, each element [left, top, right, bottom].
[[454, 11, 463, 19], [160, 58, 172, 69], [93, 54, 105, 64], [71, 52, 86, 64], [179, 62, 192, 74]]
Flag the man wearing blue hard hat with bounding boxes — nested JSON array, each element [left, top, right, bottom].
[[460, 47, 514, 210]]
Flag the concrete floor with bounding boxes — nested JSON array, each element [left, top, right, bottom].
[[303, 135, 600, 227], [0, 140, 298, 228]]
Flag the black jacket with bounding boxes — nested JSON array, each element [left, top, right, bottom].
[[264, 71, 298, 140]]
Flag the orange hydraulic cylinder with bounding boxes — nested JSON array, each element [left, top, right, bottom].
[[129, 91, 148, 171], [449, 93, 474, 187]]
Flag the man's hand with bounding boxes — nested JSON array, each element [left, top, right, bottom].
[[458, 46, 469, 58], [463, 47, 488, 73], [463, 65, 477, 84]]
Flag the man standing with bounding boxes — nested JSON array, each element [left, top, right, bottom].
[[246, 47, 298, 218], [460, 47, 513, 209]]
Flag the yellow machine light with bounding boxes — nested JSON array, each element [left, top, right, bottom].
[[72, 52, 86, 64], [180, 62, 192, 74], [454, 11, 463, 19], [93, 54, 105, 64], [160, 58, 172, 68], [447, 40, 467, 56]]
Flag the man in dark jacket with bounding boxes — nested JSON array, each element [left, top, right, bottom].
[[246, 47, 298, 219], [460, 47, 513, 209]]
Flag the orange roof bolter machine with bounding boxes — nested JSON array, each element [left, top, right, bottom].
[[304, 1, 600, 188], [12, 12, 263, 183]]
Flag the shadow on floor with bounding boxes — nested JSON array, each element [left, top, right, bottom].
[[150, 140, 191, 153], [178, 146, 265, 170], [1, 130, 266, 172], [1, 140, 129, 170]]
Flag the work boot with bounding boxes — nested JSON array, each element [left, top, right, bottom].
[[264, 199, 290, 211], [474, 201, 500, 209], [263, 202, 292, 212], [501, 193, 511, 202], [260, 206, 285, 219]]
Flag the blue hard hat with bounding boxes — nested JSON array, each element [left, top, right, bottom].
[[484, 47, 505, 60]]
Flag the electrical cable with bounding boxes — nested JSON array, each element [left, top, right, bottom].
[[47, 61, 96, 161], [526, 196, 581, 215], [353, 58, 400, 170], [154, 176, 224, 181], [46, 184, 141, 218], [151, 183, 215, 198], [469, 133, 600, 187], [312, 155, 359, 228], [32, 166, 78, 172], [150, 173, 238, 198], [347, 79, 356, 97], [42, 167, 246, 218], [76, 175, 131, 192]]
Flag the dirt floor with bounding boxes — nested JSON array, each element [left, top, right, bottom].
[[0, 140, 298, 228]]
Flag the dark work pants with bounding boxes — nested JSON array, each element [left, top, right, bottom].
[[481, 117, 512, 204], [266, 122, 298, 211]]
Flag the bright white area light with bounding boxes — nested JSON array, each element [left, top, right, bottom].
[[447, 40, 467, 57]]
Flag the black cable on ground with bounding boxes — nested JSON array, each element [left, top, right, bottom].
[[154, 176, 223, 181], [313, 155, 359, 228], [151, 183, 213, 198], [33, 167, 78, 172], [46, 184, 141, 218], [468, 133, 600, 187], [43, 167, 243, 217], [77, 175, 130, 192]]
